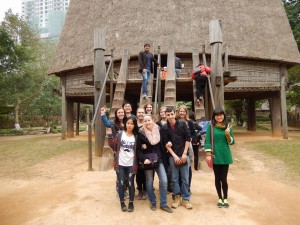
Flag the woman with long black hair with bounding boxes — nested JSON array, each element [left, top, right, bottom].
[[205, 107, 234, 208]]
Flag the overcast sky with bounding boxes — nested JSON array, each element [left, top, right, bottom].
[[0, 0, 22, 22]]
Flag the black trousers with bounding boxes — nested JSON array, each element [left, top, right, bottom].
[[192, 144, 200, 170], [195, 75, 207, 99], [136, 168, 146, 191], [213, 164, 229, 199]]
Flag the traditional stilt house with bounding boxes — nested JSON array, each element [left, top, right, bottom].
[[49, 0, 300, 156]]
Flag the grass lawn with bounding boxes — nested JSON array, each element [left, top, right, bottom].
[[0, 136, 88, 167]]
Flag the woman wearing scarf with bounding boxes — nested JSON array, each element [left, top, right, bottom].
[[205, 107, 235, 208], [137, 115, 173, 213]]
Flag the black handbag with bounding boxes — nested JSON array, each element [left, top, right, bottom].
[[140, 153, 159, 170]]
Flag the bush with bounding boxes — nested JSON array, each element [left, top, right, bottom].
[[256, 116, 271, 122], [0, 128, 25, 136]]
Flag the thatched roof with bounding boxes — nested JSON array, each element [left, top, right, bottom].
[[48, 0, 300, 75]]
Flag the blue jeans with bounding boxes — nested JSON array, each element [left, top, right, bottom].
[[175, 69, 181, 78], [169, 156, 190, 201], [144, 162, 168, 207], [117, 165, 135, 202], [141, 69, 151, 95]]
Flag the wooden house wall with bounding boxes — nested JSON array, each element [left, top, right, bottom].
[[227, 60, 280, 84], [65, 68, 94, 96], [62, 58, 282, 98]]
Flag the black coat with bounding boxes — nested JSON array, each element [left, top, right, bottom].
[[161, 120, 191, 156], [136, 128, 165, 165], [138, 51, 159, 73]]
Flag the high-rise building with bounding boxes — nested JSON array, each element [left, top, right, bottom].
[[21, 0, 69, 40]]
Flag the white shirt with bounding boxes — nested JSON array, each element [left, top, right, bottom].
[[119, 132, 135, 166]]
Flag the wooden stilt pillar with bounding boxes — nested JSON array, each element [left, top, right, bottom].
[[94, 28, 106, 157], [280, 65, 288, 139], [270, 93, 281, 137], [76, 102, 80, 136], [209, 20, 224, 109], [61, 74, 66, 140], [247, 99, 256, 131], [67, 100, 74, 138]]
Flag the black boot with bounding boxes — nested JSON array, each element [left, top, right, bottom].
[[127, 201, 134, 212], [120, 202, 127, 212]]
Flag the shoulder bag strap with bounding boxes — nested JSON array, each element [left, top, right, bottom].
[[210, 123, 214, 154]]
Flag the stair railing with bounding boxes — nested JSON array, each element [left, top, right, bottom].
[[202, 49, 216, 110], [154, 46, 161, 115], [88, 58, 113, 170]]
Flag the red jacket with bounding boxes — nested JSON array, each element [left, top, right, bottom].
[[191, 65, 212, 79]]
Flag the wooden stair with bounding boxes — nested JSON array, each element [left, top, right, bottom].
[[192, 49, 205, 121], [109, 49, 130, 119], [139, 74, 153, 106], [164, 43, 176, 108]]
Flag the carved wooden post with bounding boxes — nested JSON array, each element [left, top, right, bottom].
[[209, 20, 224, 109], [280, 65, 288, 139], [94, 28, 106, 157], [61, 74, 66, 140]]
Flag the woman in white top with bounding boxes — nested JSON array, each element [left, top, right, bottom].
[[109, 117, 139, 212]]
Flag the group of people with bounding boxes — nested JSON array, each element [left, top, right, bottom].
[[100, 101, 235, 213], [138, 43, 212, 107]]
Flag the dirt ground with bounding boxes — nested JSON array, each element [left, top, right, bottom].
[[0, 132, 299, 225]]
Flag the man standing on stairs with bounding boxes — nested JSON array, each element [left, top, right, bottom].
[[138, 43, 160, 99]]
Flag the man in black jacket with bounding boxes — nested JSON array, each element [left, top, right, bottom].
[[138, 43, 159, 98], [162, 107, 193, 210]]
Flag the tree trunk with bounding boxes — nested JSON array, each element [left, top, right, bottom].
[[14, 99, 21, 130]]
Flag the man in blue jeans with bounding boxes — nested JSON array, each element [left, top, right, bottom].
[[138, 43, 159, 98], [162, 107, 193, 209]]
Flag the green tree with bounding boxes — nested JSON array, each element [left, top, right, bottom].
[[283, 0, 300, 51], [0, 10, 60, 129], [283, 0, 300, 108], [225, 99, 245, 125]]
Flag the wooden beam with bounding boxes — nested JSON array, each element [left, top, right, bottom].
[[61, 74, 66, 140], [228, 82, 280, 88], [280, 65, 288, 139], [209, 20, 224, 109], [67, 100, 74, 138], [247, 98, 256, 131], [76, 102, 80, 136], [94, 28, 106, 157], [269, 93, 281, 137], [164, 42, 176, 108]]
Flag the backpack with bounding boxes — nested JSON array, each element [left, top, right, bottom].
[[191, 66, 204, 79], [191, 130, 201, 145]]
